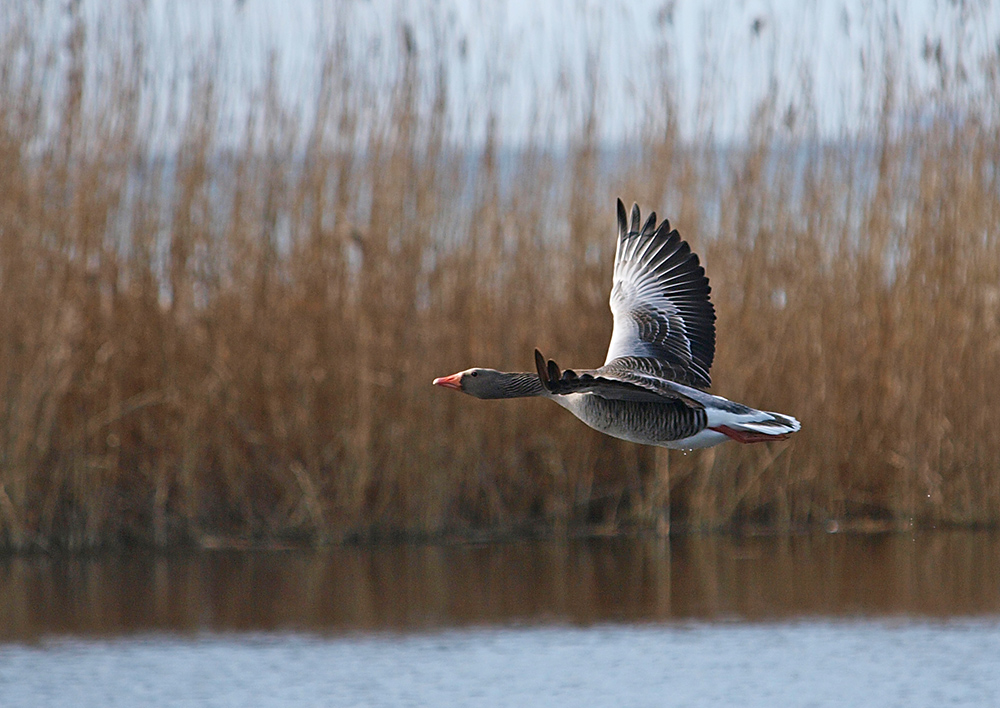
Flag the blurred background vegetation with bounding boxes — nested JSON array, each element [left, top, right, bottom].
[[0, 1, 998, 549]]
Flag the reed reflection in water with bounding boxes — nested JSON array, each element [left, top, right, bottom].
[[1, 531, 998, 640]]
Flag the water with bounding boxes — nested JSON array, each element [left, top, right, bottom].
[[1, 532, 999, 707]]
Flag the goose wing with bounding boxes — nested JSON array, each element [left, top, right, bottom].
[[535, 349, 705, 409], [604, 199, 716, 389]]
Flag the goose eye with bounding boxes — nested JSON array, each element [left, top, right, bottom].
[[470, 371, 478, 377]]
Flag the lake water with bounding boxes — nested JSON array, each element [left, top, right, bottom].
[[1, 532, 999, 707]]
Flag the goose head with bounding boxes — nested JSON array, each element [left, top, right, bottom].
[[432, 368, 542, 399]]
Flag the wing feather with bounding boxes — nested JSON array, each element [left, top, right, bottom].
[[535, 349, 711, 410], [535, 350, 703, 406], [604, 199, 716, 389]]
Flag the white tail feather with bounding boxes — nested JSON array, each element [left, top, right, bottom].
[[706, 406, 800, 443]]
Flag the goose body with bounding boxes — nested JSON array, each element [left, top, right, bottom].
[[433, 200, 800, 449]]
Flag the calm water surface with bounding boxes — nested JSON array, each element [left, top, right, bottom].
[[1, 532, 999, 707]]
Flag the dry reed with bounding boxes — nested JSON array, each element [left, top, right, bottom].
[[0, 4, 998, 549]]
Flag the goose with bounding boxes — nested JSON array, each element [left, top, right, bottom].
[[433, 199, 800, 449]]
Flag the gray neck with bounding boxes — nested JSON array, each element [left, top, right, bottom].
[[490, 372, 546, 399]]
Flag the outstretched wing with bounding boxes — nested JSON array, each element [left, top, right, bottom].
[[535, 349, 706, 408], [604, 199, 716, 389]]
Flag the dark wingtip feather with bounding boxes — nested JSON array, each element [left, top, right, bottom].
[[629, 203, 641, 234], [547, 358, 561, 382], [641, 211, 657, 237], [534, 349, 548, 385], [653, 219, 673, 239], [616, 198, 627, 239]]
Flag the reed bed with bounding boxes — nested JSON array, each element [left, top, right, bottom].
[[0, 4, 998, 549]]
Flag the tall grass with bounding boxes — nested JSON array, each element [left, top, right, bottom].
[[0, 4, 998, 548]]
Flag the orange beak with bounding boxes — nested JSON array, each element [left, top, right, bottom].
[[432, 373, 463, 390]]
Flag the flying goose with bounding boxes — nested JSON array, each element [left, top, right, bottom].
[[433, 199, 800, 449]]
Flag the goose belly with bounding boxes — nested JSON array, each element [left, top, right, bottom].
[[556, 394, 712, 449]]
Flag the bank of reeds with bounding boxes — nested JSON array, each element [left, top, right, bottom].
[[0, 6, 998, 549]]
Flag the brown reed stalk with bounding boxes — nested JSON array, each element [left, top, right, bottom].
[[0, 3, 997, 548]]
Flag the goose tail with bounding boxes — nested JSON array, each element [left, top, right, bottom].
[[706, 406, 800, 444]]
